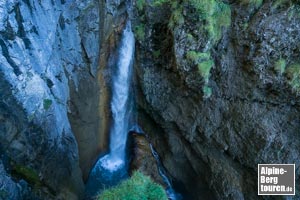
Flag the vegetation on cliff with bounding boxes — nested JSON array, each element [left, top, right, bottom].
[[182, 0, 230, 97], [98, 171, 167, 200], [146, 0, 231, 43], [134, 0, 231, 98], [287, 63, 300, 94], [240, 0, 263, 8], [274, 59, 286, 75], [135, 0, 231, 42], [13, 165, 41, 186]]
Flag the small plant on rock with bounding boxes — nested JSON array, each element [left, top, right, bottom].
[[274, 59, 286, 75], [187, 51, 214, 83], [286, 63, 300, 94]]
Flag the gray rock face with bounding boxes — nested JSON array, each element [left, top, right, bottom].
[[133, 1, 300, 199], [0, 160, 38, 200], [2, 0, 300, 199], [0, 160, 22, 200], [0, 0, 100, 198]]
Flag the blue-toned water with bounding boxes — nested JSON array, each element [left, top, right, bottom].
[[150, 143, 183, 200]]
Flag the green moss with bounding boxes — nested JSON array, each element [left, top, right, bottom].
[[153, 50, 161, 58], [252, 0, 263, 7], [98, 171, 167, 200], [240, 0, 263, 8], [43, 99, 52, 110], [168, 2, 184, 29], [150, 0, 231, 44], [286, 63, 300, 93], [189, 0, 231, 44], [136, 0, 146, 11], [186, 50, 214, 97], [272, 0, 289, 10], [274, 59, 286, 75], [134, 24, 145, 41], [187, 33, 194, 41], [187, 51, 214, 83], [203, 85, 212, 98], [14, 165, 41, 186], [198, 60, 214, 83], [169, 6, 184, 28], [242, 22, 249, 30], [152, 0, 169, 6], [187, 51, 211, 63]]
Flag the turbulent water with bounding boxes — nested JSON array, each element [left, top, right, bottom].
[[100, 21, 135, 171], [85, 19, 180, 199], [85, 21, 135, 198]]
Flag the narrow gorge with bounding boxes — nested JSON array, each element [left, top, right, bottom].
[[85, 20, 135, 198], [0, 0, 300, 200]]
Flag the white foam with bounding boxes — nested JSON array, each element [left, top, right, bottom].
[[109, 21, 134, 162], [99, 154, 125, 172]]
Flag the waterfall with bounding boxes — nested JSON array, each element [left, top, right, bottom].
[[85, 20, 182, 200], [100, 21, 135, 171], [85, 21, 135, 198]]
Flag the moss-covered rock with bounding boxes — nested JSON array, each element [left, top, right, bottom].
[[13, 165, 41, 186], [274, 59, 286, 75]]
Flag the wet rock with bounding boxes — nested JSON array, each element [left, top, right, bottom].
[[0, 160, 22, 200], [133, 1, 300, 199], [129, 132, 166, 187]]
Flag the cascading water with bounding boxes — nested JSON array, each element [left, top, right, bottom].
[[85, 12, 181, 200], [100, 21, 135, 171], [150, 144, 183, 200], [85, 21, 135, 198]]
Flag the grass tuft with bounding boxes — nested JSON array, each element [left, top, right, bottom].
[[274, 59, 286, 75], [136, 0, 146, 11], [187, 51, 214, 83], [14, 165, 41, 186], [43, 99, 52, 110], [134, 24, 145, 41], [240, 0, 263, 8], [203, 85, 212, 98], [286, 63, 300, 93], [189, 0, 231, 44], [98, 171, 168, 200]]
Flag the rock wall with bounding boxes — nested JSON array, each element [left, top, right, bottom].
[[129, 132, 167, 187], [1, 0, 300, 199], [0, 0, 101, 198], [132, 1, 300, 199], [0, 0, 135, 198]]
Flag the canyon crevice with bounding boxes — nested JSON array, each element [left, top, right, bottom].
[[1, 0, 300, 199]]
